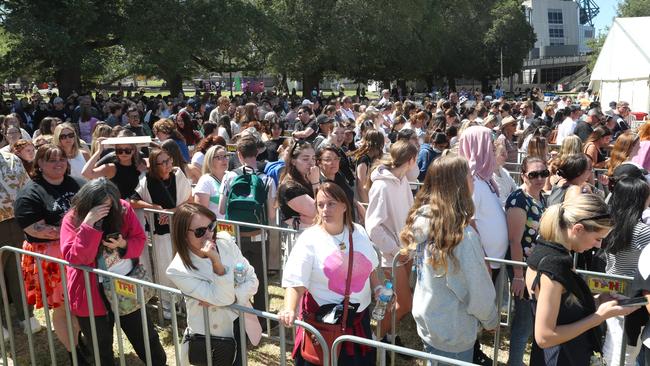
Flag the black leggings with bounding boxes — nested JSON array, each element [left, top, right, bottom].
[[77, 308, 166, 366]]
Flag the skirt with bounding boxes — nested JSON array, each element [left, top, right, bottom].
[[21, 240, 64, 309]]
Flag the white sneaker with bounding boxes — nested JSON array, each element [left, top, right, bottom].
[[20, 317, 43, 334]]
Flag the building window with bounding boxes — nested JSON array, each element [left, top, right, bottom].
[[584, 29, 594, 38], [548, 9, 563, 24], [549, 26, 564, 38], [550, 40, 565, 46]]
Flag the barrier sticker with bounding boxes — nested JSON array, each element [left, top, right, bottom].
[[114, 279, 137, 298], [226, 144, 237, 152], [587, 276, 626, 294], [218, 223, 236, 237]]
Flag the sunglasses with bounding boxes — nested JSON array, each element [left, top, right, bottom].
[[115, 148, 133, 155], [59, 132, 76, 140], [188, 220, 217, 238], [526, 169, 550, 179]]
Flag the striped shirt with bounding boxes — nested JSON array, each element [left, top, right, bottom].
[[605, 221, 650, 276]]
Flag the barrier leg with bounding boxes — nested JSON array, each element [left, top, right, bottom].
[[59, 263, 79, 366], [83, 271, 101, 366], [170, 294, 182, 366], [110, 283, 126, 366], [35, 258, 57, 365], [203, 307, 213, 366], [261, 229, 271, 336], [239, 308, 248, 366], [492, 265, 506, 366], [279, 321, 287, 366], [146, 212, 165, 326], [138, 285, 152, 366], [14, 253, 36, 365], [0, 257, 17, 363]]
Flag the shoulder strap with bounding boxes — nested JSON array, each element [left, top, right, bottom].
[[340, 229, 354, 332]]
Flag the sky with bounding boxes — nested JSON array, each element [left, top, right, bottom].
[[591, 0, 621, 35]]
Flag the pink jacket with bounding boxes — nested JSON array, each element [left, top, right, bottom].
[[60, 200, 146, 317]]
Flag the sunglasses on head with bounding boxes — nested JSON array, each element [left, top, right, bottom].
[[115, 147, 133, 155], [526, 169, 550, 179], [59, 132, 75, 140], [188, 220, 217, 238], [576, 213, 611, 224]]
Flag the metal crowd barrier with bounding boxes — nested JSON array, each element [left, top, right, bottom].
[[0, 245, 326, 366], [332, 335, 479, 366]]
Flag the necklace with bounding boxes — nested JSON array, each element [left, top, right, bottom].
[[332, 229, 347, 251]]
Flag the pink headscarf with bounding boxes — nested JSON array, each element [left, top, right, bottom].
[[458, 126, 499, 194], [632, 140, 650, 171]]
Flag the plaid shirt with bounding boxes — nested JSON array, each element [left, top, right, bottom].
[[0, 151, 30, 222]]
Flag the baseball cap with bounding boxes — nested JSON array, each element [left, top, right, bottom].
[[301, 99, 314, 106], [316, 114, 334, 125], [53, 97, 64, 104]]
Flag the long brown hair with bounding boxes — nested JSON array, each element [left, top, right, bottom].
[[171, 203, 216, 270], [313, 182, 354, 233], [607, 131, 640, 176], [365, 139, 417, 191], [352, 129, 384, 161], [400, 155, 474, 273], [279, 139, 314, 192]]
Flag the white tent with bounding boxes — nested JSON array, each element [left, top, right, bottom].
[[590, 17, 650, 114]]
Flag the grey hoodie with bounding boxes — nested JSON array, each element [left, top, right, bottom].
[[409, 205, 498, 353]]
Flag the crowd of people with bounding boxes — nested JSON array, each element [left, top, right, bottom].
[[0, 86, 649, 366]]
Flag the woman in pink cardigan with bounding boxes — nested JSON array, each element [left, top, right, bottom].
[[60, 178, 166, 366]]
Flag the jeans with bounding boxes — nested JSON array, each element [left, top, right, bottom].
[[423, 342, 474, 366], [507, 297, 534, 366]]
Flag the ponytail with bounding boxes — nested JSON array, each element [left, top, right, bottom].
[[365, 140, 417, 191]]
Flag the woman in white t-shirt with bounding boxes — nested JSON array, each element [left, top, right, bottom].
[[194, 145, 229, 219], [278, 182, 381, 366]]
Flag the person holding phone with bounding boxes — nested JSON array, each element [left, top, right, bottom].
[[526, 194, 640, 366], [60, 178, 166, 366]]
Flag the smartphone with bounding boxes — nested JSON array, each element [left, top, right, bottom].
[[105, 232, 121, 241], [617, 296, 649, 307]]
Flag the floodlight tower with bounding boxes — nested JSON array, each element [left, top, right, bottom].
[[578, 0, 600, 26]]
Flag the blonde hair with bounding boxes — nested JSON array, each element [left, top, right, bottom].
[[202, 145, 227, 175], [400, 155, 474, 273], [53, 123, 82, 158], [558, 135, 583, 157], [539, 194, 612, 244], [365, 140, 417, 191]]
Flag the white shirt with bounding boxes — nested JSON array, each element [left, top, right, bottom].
[[193, 174, 224, 219], [282, 224, 379, 312], [556, 117, 576, 145], [472, 178, 509, 268], [340, 108, 355, 122], [191, 152, 204, 169], [492, 168, 518, 207]]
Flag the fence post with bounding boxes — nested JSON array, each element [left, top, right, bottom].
[[59, 263, 79, 366], [14, 253, 36, 365], [261, 228, 271, 336], [138, 284, 153, 366], [35, 257, 57, 365], [202, 307, 213, 366], [83, 270, 101, 366], [145, 210, 165, 326], [0, 255, 17, 363], [110, 282, 127, 366], [492, 264, 506, 366], [238, 307, 248, 365], [170, 293, 182, 366]]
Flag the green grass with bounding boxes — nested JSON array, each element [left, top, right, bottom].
[[3, 273, 529, 366]]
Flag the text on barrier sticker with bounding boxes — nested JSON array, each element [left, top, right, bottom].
[[217, 223, 235, 236], [587, 276, 626, 294], [114, 279, 137, 298]]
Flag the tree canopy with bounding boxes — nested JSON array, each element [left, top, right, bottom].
[[0, 0, 535, 97]]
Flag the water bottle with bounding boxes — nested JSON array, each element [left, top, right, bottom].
[[371, 281, 394, 321], [233, 263, 246, 286]]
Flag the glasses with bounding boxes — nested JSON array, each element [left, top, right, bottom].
[[115, 148, 133, 155], [188, 220, 217, 238], [213, 154, 228, 161], [576, 213, 611, 224], [59, 132, 75, 140], [526, 169, 550, 179], [156, 158, 172, 166]]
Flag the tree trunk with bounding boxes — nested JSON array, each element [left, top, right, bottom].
[[55, 63, 82, 98], [281, 72, 289, 94], [380, 79, 391, 90], [480, 78, 489, 93], [166, 74, 183, 97], [302, 71, 321, 99], [447, 76, 456, 91]]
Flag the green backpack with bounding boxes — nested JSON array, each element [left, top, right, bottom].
[[225, 166, 268, 232]]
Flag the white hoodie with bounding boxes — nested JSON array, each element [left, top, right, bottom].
[[365, 165, 414, 267]]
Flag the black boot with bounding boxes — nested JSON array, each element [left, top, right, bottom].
[[473, 340, 493, 366]]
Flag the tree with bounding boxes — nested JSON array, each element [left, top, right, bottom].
[[0, 1, 126, 97]]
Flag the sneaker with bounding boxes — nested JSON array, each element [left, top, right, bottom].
[[473, 347, 493, 366], [21, 317, 43, 334]]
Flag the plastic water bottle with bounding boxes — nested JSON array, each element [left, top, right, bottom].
[[371, 281, 394, 321], [234, 263, 246, 286]]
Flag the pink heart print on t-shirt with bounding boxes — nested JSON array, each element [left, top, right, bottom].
[[323, 249, 373, 295]]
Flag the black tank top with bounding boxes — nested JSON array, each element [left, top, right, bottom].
[[111, 162, 140, 199]]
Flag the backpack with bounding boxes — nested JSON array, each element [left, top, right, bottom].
[[225, 166, 268, 232]]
